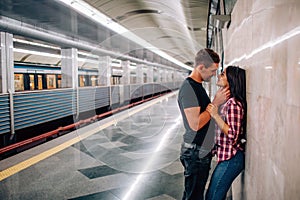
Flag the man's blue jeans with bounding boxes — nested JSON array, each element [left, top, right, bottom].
[[180, 146, 212, 200], [205, 150, 245, 200]]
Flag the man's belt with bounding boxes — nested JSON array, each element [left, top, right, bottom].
[[182, 142, 201, 150], [182, 142, 211, 153]]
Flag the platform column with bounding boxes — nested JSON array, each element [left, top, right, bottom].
[[121, 60, 130, 85], [0, 32, 14, 93], [147, 66, 153, 83], [61, 48, 78, 89], [161, 69, 167, 82], [136, 64, 143, 84], [154, 68, 158, 83], [166, 69, 171, 82], [171, 69, 176, 82], [98, 56, 111, 86], [175, 71, 181, 82]]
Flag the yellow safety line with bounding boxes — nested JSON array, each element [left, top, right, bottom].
[[0, 92, 176, 181]]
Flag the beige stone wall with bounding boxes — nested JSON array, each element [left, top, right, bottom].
[[222, 0, 300, 199]]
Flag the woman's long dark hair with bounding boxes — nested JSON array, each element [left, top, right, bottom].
[[226, 66, 247, 145]]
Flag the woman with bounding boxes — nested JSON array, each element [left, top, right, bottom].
[[205, 66, 247, 200]]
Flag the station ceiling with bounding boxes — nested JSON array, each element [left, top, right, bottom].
[[83, 0, 210, 66], [0, 0, 213, 70]]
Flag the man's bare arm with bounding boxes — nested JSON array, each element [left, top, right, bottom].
[[184, 107, 211, 131]]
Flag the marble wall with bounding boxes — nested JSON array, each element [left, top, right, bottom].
[[222, 0, 300, 199]]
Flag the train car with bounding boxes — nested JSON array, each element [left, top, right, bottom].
[[14, 63, 99, 91]]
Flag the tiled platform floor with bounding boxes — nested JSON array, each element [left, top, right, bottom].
[[0, 93, 188, 200], [0, 92, 228, 200]]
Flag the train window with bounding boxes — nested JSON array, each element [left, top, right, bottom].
[[29, 74, 35, 90], [79, 75, 85, 87], [111, 76, 121, 85], [47, 74, 57, 89], [91, 75, 97, 86], [37, 75, 43, 90], [14, 74, 24, 91], [130, 72, 136, 84], [143, 73, 147, 83], [110, 77, 114, 85]]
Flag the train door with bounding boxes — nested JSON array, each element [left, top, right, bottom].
[[57, 74, 61, 88], [85, 75, 91, 86], [36, 74, 47, 90]]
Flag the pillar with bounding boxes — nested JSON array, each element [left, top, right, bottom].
[[98, 56, 111, 86], [146, 66, 153, 83], [161, 69, 167, 82], [136, 63, 143, 84], [0, 32, 14, 93], [61, 48, 78, 89], [120, 60, 130, 85]]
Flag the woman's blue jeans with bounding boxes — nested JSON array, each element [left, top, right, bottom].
[[205, 150, 245, 200]]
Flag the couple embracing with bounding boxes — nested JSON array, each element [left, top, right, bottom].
[[177, 48, 247, 200]]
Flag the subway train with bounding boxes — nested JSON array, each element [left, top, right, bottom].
[[0, 62, 181, 157]]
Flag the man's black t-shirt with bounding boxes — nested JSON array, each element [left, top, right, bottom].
[[178, 77, 214, 146]]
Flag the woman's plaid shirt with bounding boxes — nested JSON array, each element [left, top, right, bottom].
[[215, 97, 244, 162]]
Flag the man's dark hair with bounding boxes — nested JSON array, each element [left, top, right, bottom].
[[194, 48, 220, 68]]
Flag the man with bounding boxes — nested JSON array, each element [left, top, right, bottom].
[[177, 48, 229, 200]]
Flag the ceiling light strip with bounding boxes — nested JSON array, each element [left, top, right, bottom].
[[58, 0, 193, 71], [13, 38, 61, 50]]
